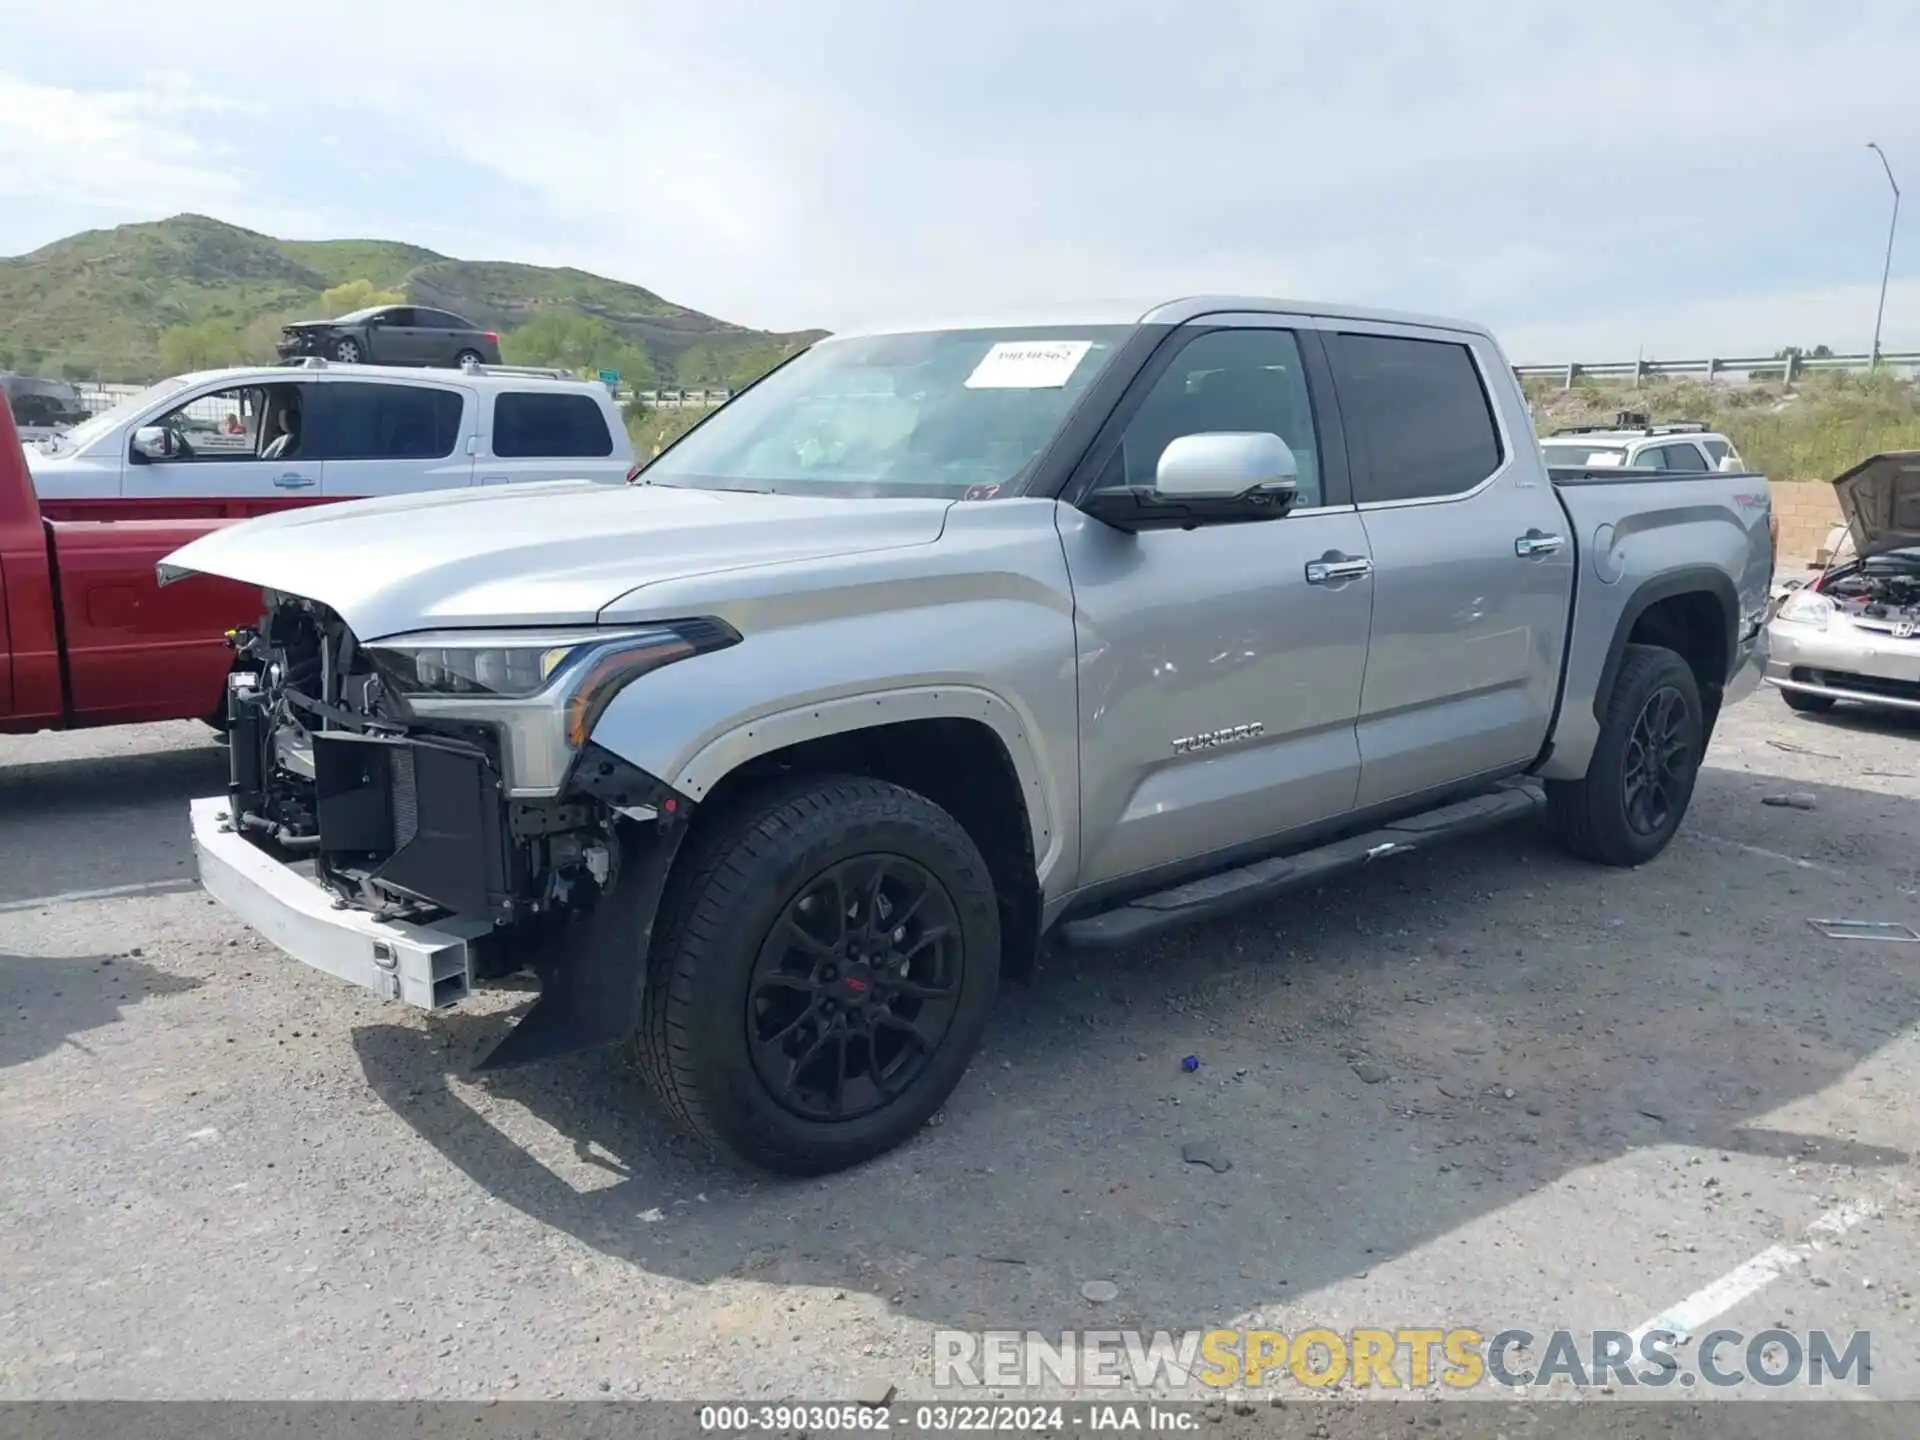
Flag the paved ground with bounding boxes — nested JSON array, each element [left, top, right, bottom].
[[4, 691, 1920, 1418]]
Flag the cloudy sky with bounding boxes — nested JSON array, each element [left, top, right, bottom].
[[1, 0, 1915, 362]]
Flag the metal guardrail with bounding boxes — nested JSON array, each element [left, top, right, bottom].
[[1515, 350, 1920, 388]]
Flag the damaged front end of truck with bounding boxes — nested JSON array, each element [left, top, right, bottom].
[[206, 590, 739, 1069]]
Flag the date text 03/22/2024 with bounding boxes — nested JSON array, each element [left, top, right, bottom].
[[697, 1403, 1197, 1432]]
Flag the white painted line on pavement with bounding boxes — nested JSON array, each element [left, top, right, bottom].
[[0, 878, 199, 914], [1690, 832, 1846, 877], [1628, 1195, 1881, 1348]]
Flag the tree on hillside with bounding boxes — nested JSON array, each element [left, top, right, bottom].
[[158, 320, 248, 373], [503, 312, 654, 387], [320, 278, 406, 314]]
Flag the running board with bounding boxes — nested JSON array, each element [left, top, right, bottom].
[[1053, 781, 1547, 950]]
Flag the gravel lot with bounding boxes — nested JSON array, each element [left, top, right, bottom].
[[4, 690, 1920, 1416]]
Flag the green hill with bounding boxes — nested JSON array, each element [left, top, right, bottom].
[[0, 213, 824, 387]]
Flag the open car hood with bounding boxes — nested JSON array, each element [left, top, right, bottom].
[[1834, 451, 1920, 560]]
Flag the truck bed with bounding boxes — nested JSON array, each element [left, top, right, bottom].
[[1539, 464, 1775, 782]]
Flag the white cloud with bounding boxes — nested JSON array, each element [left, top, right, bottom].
[[0, 0, 1914, 358], [0, 72, 241, 215]]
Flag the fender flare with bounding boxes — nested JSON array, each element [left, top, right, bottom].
[[1592, 565, 1740, 719], [669, 684, 1061, 872]]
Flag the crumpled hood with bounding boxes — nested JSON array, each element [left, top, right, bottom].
[[1834, 451, 1920, 560], [158, 480, 952, 639]]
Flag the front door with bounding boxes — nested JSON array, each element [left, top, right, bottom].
[[1058, 323, 1373, 890], [118, 380, 324, 519], [310, 379, 476, 498], [1321, 326, 1575, 809]]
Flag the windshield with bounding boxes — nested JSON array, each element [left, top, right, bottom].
[[52, 376, 194, 451], [333, 306, 387, 323], [1541, 442, 1629, 468], [641, 326, 1132, 498]]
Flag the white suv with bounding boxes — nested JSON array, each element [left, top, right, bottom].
[[1540, 416, 1745, 474], [25, 360, 634, 515]]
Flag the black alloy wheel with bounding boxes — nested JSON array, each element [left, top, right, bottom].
[[747, 855, 963, 1121], [1621, 684, 1691, 836]]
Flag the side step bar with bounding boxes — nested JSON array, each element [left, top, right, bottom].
[[1054, 781, 1547, 949]]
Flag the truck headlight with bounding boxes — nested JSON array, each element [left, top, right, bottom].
[[367, 619, 738, 746], [1774, 591, 1836, 630]]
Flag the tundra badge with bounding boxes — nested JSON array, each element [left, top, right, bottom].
[[1172, 722, 1265, 755]]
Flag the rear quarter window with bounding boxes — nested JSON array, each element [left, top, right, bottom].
[[491, 391, 615, 458]]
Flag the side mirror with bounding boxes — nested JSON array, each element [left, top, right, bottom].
[[1717, 454, 1744, 473], [1154, 431, 1298, 501], [1081, 431, 1300, 533], [131, 425, 177, 461]]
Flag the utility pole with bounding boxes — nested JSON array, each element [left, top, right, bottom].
[[1867, 142, 1900, 366]]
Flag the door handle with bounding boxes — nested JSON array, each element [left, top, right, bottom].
[[1305, 554, 1372, 584], [1515, 531, 1564, 557], [273, 472, 317, 489]]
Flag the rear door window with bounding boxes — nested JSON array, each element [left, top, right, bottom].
[[491, 391, 615, 458], [310, 382, 464, 459], [1327, 333, 1504, 503]]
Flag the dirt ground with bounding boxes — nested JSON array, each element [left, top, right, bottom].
[[4, 688, 1920, 1421]]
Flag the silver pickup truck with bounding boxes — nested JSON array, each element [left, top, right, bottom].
[[161, 296, 1774, 1175]]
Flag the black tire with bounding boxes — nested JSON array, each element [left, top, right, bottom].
[[1547, 643, 1704, 868], [454, 349, 483, 368], [331, 336, 362, 363], [631, 775, 1000, 1175], [1781, 687, 1836, 715]]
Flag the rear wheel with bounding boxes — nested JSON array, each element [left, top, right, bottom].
[[331, 337, 362, 363], [1547, 644, 1704, 867], [454, 348, 484, 368], [1781, 687, 1836, 715], [631, 775, 1000, 1175]]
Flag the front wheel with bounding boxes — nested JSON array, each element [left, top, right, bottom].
[[632, 775, 1001, 1175], [1547, 644, 1704, 867], [331, 337, 362, 363]]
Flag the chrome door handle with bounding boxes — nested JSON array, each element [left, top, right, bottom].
[[1515, 532, 1564, 557], [1305, 555, 1372, 584], [273, 472, 317, 488]]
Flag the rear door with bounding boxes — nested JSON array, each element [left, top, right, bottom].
[[479, 389, 626, 485], [118, 379, 325, 518], [1325, 326, 1575, 810], [416, 310, 474, 365], [309, 379, 476, 498]]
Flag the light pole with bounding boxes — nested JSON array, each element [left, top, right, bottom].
[[1867, 142, 1900, 366]]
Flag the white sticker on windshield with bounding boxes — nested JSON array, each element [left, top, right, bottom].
[[964, 340, 1093, 390]]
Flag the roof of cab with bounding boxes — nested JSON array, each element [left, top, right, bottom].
[[824, 295, 1496, 343]]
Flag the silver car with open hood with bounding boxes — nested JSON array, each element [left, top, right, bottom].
[[1767, 450, 1920, 715]]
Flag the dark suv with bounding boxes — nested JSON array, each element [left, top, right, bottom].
[[276, 306, 503, 368]]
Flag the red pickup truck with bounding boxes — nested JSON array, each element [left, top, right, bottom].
[[1, 391, 259, 734]]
